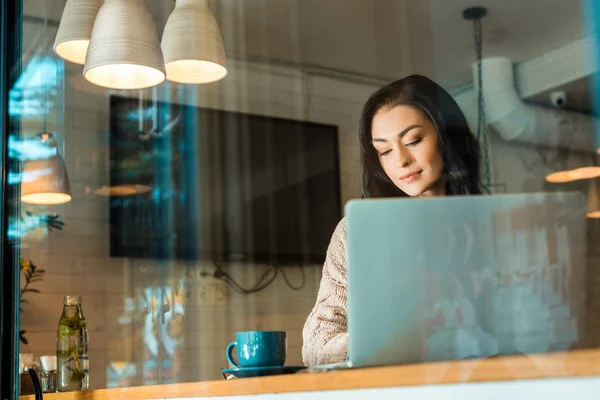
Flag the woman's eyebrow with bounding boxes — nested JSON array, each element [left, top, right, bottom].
[[371, 124, 422, 143]]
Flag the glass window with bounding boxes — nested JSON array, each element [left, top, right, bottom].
[[2, 0, 598, 397]]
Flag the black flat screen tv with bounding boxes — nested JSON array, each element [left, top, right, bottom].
[[109, 95, 341, 265]]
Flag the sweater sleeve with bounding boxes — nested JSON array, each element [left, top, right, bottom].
[[302, 219, 349, 367]]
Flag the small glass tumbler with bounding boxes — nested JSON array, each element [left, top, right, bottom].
[[38, 355, 57, 393]]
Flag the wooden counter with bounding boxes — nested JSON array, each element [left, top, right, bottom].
[[20, 349, 600, 400]]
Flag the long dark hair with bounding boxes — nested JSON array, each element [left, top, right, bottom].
[[359, 75, 482, 198]]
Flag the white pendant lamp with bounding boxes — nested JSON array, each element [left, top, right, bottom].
[[83, 0, 166, 90], [21, 133, 72, 205], [54, 0, 103, 64], [161, 0, 227, 84]]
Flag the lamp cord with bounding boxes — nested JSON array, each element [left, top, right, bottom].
[[472, 16, 492, 193], [43, 0, 48, 134]]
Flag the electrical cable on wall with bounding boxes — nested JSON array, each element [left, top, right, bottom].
[[279, 265, 306, 291], [208, 261, 306, 294], [464, 6, 492, 193]]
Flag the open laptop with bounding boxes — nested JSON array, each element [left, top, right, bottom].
[[319, 192, 587, 370]]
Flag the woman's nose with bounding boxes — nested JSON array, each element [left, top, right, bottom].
[[395, 147, 412, 168]]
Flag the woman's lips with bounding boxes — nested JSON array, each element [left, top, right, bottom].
[[399, 170, 422, 183]]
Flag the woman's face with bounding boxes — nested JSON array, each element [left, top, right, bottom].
[[371, 105, 445, 197]]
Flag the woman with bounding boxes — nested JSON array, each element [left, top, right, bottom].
[[302, 74, 482, 367]]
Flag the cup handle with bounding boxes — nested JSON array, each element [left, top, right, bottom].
[[226, 342, 239, 368]]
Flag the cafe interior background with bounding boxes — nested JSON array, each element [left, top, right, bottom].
[[14, 0, 600, 389]]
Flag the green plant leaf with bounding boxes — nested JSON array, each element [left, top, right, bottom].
[[56, 350, 70, 359], [70, 369, 86, 384], [20, 330, 28, 345], [57, 323, 73, 339]]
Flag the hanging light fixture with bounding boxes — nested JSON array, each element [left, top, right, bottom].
[[545, 150, 600, 183], [54, 0, 103, 64], [21, 133, 72, 205], [463, 6, 492, 192], [161, 0, 227, 84], [93, 184, 152, 196], [83, 0, 165, 89], [24, 2, 72, 205], [546, 167, 600, 183]]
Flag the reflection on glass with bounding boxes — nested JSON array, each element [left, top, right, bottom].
[[10, 55, 60, 117], [9, 0, 600, 394], [107, 281, 185, 388], [21, 132, 72, 205]]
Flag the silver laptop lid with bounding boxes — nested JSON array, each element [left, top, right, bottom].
[[346, 192, 586, 367]]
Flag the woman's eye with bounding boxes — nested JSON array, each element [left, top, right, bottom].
[[406, 138, 422, 147], [379, 149, 392, 157]]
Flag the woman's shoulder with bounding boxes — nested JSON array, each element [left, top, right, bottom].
[[332, 217, 347, 241], [324, 217, 349, 276], [325, 217, 347, 258]]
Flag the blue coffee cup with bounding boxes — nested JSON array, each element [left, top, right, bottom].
[[226, 331, 287, 368]]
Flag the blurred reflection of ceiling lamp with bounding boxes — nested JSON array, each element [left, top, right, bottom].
[[587, 179, 600, 218], [546, 166, 600, 183], [54, 0, 103, 64], [546, 168, 600, 183], [83, 0, 165, 89], [546, 170, 573, 183], [93, 184, 152, 197], [161, 0, 227, 84], [570, 166, 600, 180], [21, 133, 72, 205], [545, 152, 600, 183]]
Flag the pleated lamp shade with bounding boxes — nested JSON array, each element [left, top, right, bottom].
[[161, 0, 227, 84], [83, 0, 165, 89], [587, 178, 600, 218], [54, 0, 103, 64], [21, 134, 72, 205]]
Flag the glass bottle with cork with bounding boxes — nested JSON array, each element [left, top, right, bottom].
[[56, 296, 89, 391]]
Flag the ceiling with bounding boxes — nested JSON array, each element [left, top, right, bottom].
[[24, 0, 589, 92], [211, 0, 586, 88]]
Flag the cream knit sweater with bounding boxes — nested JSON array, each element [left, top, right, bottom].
[[302, 218, 349, 367]]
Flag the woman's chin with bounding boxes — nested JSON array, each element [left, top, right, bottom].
[[396, 182, 440, 198], [396, 184, 425, 197]]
